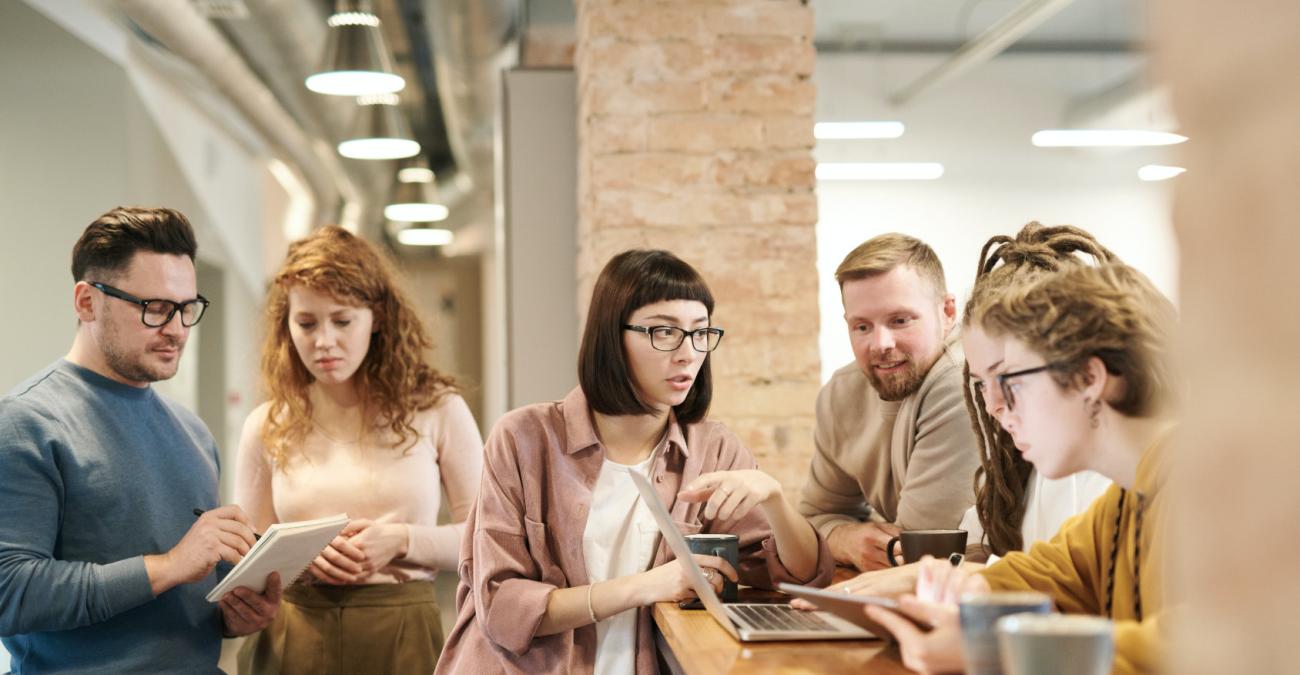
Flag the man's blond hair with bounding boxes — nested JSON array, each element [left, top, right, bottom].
[[834, 233, 947, 297]]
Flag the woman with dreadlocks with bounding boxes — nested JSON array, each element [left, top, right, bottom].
[[958, 223, 1118, 561], [868, 260, 1179, 675]]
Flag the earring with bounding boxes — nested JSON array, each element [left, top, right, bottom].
[[1088, 398, 1102, 428]]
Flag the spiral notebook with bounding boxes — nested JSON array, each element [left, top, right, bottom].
[[205, 513, 349, 602]]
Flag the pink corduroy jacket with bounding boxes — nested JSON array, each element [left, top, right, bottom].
[[434, 387, 834, 674]]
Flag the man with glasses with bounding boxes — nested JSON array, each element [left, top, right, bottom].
[[0, 207, 280, 673], [797, 234, 980, 571]]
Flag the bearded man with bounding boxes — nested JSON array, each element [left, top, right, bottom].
[[0, 207, 279, 673], [797, 233, 979, 571]]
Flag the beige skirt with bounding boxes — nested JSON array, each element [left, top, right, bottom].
[[238, 581, 444, 675]]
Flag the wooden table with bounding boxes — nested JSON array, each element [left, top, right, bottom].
[[652, 569, 912, 674]]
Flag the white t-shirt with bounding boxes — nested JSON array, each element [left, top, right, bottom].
[[959, 469, 1112, 562], [582, 451, 661, 675]]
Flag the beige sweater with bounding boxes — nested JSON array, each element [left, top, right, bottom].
[[234, 394, 484, 582], [797, 335, 979, 536]]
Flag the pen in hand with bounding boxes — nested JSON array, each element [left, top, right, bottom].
[[192, 508, 262, 541]]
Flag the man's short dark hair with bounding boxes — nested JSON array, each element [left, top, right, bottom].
[[578, 249, 715, 425], [70, 206, 198, 282]]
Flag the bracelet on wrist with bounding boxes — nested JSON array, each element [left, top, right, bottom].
[[587, 581, 600, 624]]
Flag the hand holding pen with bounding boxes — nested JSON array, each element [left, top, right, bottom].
[[144, 504, 259, 596], [193, 508, 262, 541]]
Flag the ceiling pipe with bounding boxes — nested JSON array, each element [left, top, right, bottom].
[[817, 39, 1137, 55], [423, 0, 517, 188], [890, 0, 1078, 106], [113, 0, 365, 226], [241, 0, 481, 237], [385, 0, 456, 175], [235, 0, 407, 236], [413, 0, 518, 255]]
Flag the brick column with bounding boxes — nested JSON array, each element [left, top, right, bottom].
[[575, 0, 820, 496]]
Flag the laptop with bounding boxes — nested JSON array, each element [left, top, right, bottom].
[[628, 470, 875, 642]]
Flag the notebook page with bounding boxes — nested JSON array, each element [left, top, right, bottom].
[[205, 513, 348, 602]]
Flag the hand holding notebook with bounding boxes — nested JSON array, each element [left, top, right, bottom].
[[206, 513, 349, 602]]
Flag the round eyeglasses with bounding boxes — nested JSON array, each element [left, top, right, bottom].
[[974, 363, 1063, 411], [90, 282, 210, 328], [623, 324, 725, 353]]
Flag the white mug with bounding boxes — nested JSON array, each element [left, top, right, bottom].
[[996, 613, 1115, 675]]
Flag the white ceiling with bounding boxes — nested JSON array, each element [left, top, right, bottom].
[[523, 0, 1145, 50], [814, 0, 1145, 48]]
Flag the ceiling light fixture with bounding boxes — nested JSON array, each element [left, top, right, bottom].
[[816, 162, 945, 181], [385, 163, 448, 221], [338, 94, 420, 160], [1138, 165, 1187, 181], [386, 201, 449, 222], [397, 227, 454, 246], [397, 167, 435, 183], [1031, 129, 1188, 147], [814, 121, 906, 140], [305, 0, 405, 96]]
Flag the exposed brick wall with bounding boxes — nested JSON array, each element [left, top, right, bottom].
[[575, 0, 819, 498], [521, 24, 576, 68]]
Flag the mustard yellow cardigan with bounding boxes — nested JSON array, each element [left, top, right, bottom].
[[979, 436, 1171, 674]]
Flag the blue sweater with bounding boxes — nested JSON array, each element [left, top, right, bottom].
[[0, 360, 223, 674]]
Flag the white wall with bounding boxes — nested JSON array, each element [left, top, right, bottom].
[[1, 0, 277, 458], [815, 53, 1180, 381], [501, 70, 579, 410], [1, 5, 132, 393], [1, 2, 282, 665], [399, 253, 486, 428]]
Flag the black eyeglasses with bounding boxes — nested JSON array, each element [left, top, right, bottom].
[[980, 363, 1062, 411], [90, 282, 210, 328], [623, 324, 725, 353]]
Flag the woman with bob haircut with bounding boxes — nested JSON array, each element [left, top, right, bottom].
[[435, 249, 833, 674], [234, 226, 484, 674], [867, 262, 1179, 675]]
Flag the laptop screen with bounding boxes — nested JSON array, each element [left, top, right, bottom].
[[627, 470, 739, 637]]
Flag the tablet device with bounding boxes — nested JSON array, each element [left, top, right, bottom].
[[777, 583, 928, 640]]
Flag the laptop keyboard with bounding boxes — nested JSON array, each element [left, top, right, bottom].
[[727, 604, 836, 633]]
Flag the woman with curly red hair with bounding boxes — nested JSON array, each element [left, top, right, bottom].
[[233, 226, 483, 674]]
